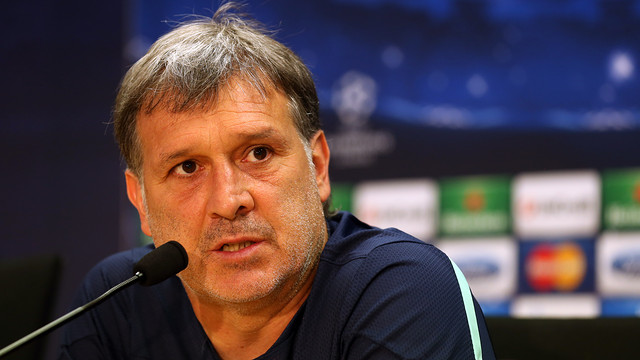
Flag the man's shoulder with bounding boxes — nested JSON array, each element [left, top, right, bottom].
[[91, 244, 153, 272], [321, 212, 460, 304], [300, 213, 490, 359], [323, 212, 446, 266], [81, 244, 155, 293]]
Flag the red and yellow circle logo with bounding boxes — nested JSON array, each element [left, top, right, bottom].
[[525, 242, 586, 292]]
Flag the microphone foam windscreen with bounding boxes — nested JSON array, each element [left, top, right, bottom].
[[133, 241, 189, 286]]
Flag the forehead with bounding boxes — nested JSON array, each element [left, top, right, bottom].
[[135, 80, 298, 153], [146, 77, 293, 122], [216, 77, 283, 111]]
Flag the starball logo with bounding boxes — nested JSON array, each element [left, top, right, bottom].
[[327, 71, 396, 168]]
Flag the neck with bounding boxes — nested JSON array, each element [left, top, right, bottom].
[[184, 269, 316, 360]]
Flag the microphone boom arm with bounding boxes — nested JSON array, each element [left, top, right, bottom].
[[0, 272, 143, 358], [0, 240, 187, 358]]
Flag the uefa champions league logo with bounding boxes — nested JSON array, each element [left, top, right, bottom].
[[331, 71, 377, 129], [327, 71, 395, 168]]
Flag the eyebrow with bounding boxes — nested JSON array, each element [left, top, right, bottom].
[[158, 147, 197, 169], [238, 127, 280, 142], [157, 127, 289, 167]]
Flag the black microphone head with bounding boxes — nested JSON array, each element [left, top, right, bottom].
[[133, 241, 188, 286]]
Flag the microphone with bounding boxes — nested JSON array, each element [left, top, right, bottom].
[[0, 240, 188, 358], [134, 240, 188, 286]]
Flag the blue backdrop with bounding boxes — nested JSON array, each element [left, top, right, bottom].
[[128, 0, 640, 182]]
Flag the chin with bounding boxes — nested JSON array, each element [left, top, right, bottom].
[[180, 271, 278, 304]]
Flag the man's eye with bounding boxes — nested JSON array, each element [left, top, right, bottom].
[[247, 147, 270, 162], [174, 160, 198, 175]]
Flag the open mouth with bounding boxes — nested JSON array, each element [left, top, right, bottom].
[[220, 241, 255, 252]]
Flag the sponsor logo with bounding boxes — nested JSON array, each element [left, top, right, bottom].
[[439, 177, 511, 236], [513, 171, 600, 237], [354, 179, 437, 240], [518, 198, 593, 217], [602, 170, 640, 229], [456, 258, 500, 280], [525, 242, 586, 292], [441, 213, 508, 234], [595, 232, 640, 296], [605, 205, 640, 228], [464, 189, 486, 212], [439, 237, 516, 300], [612, 252, 640, 277], [358, 207, 432, 225], [511, 294, 600, 318]]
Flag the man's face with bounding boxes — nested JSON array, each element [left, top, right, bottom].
[[125, 80, 331, 306]]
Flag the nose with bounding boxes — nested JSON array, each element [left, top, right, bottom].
[[206, 162, 254, 220]]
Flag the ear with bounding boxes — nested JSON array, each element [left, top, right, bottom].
[[125, 170, 152, 237], [309, 131, 331, 203]]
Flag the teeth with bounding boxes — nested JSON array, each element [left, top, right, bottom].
[[221, 241, 253, 252]]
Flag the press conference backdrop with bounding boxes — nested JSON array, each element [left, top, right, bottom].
[[128, 0, 640, 317]]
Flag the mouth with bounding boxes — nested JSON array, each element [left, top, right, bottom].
[[220, 241, 256, 252]]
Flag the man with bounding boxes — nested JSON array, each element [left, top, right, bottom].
[[60, 3, 494, 359]]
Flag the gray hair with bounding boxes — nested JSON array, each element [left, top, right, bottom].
[[113, 2, 320, 178]]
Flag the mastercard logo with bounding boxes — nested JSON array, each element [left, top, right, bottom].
[[525, 242, 586, 292]]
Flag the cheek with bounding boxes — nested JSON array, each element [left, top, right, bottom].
[[249, 161, 307, 210], [152, 177, 208, 212], [269, 168, 324, 235], [145, 188, 208, 242]]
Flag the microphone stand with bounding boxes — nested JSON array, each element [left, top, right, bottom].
[[0, 240, 188, 358], [0, 272, 143, 358]]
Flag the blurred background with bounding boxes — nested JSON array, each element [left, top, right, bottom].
[[2, 0, 640, 359]]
